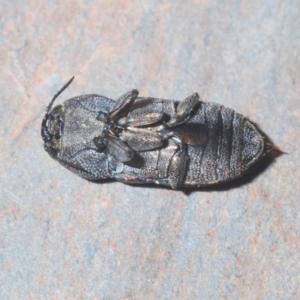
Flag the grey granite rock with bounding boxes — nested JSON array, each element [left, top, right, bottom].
[[0, 0, 299, 299]]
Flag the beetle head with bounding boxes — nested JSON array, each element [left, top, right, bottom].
[[41, 77, 74, 158]]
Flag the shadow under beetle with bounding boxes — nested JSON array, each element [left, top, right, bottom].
[[41, 78, 276, 189]]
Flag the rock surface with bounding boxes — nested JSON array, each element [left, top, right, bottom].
[[1, 0, 299, 299]]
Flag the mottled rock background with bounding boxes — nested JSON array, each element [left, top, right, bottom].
[[1, 0, 299, 299]]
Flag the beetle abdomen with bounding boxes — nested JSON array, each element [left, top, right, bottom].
[[182, 102, 264, 186]]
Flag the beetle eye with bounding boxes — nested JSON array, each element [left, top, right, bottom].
[[47, 115, 62, 138], [41, 105, 65, 159]]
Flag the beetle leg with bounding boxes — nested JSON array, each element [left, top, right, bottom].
[[109, 90, 139, 120], [161, 130, 189, 188], [118, 111, 164, 127], [166, 92, 199, 127], [168, 152, 189, 189], [121, 127, 164, 151], [105, 135, 134, 162]]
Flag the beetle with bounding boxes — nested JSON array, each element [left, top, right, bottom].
[[41, 77, 274, 189]]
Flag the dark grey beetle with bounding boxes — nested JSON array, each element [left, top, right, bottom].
[[41, 78, 273, 189]]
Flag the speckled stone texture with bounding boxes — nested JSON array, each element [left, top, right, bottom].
[[0, 0, 299, 299]]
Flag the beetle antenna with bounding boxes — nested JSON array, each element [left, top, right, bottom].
[[46, 76, 75, 114]]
